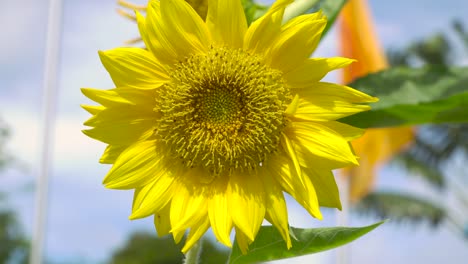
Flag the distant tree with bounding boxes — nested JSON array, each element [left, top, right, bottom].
[[0, 119, 12, 169], [109, 232, 184, 264], [0, 119, 29, 263], [108, 231, 229, 264], [0, 210, 29, 263]]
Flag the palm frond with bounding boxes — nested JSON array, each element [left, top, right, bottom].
[[355, 191, 446, 227], [394, 153, 445, 188]]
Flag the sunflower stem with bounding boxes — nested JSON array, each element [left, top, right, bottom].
[[282, 0, 320, 23], [184, 241, 202, 264]]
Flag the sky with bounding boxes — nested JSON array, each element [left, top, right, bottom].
[[0, 0, 467, 263]]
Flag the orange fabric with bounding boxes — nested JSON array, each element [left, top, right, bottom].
[[339, 0, 414, 201]]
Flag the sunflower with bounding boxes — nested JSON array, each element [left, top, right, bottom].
[[82, 0, 377, 253]]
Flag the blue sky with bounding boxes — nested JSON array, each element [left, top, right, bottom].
[[1, 0, 467, 263]]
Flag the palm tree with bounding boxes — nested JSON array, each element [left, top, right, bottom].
[[355, 20, 468, 241]]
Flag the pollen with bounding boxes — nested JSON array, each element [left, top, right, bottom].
[[156, 47, 292, 176]]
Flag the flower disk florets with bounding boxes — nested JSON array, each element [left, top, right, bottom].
[[156, 47, 291, 175]]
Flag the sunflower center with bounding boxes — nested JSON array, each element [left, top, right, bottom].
[[156, 47, 291, 176], [199, 87, 241, 124]]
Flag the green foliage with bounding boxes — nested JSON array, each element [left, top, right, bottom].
[[453, 20, 468, 51], [242, 0, 347, 38], [282, 0, 346, 37], [314, 0, 348, 37], [0, 211, 29, 264], [241, 0, 267, 25], [388, 27, 454, 67], [0, 119, 30, 263], [341, 19, 468, 130], [356, 192, 445, 226], [1, 119, 29, 264], [340, 66, 468, 128], [198, 239, 230, 264], [0, 119, 11, 170], [108, 232, 229, 264], [389, 22, 468, 185], [109, 233, 183, 264], [228, 221, 383, 264], [408, 34, 451, 65]]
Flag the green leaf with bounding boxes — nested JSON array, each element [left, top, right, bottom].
[[340, 66, 468, 128], [247, 0, 347, 37], [282, 0, 347, 37], [228, 221, 383, 264], [318, 0, 348, 37], [241, 0, 268, 25]]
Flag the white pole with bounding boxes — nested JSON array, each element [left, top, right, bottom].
[[336, 173, 350, 264], [30, 0, 63, 263]]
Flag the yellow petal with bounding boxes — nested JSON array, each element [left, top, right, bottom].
[[103, 140, 165, 189], [302, 167, 341, 209], [143, 1, 176, 65], [130, 171, 176, 219], [261, 174, 291, 248], [284, 94, 299, 115], [208, 178, 232, 247], [181, 216, 210, 254], [290, 120, 364, 141], [229, 172, 265, 241], [81, 105, 104, 115], [293, 82, 378, 121], [280, 132, 303, 186], [234, 227, 252, 255], [267, 13, 326, 72], [173, 228, 186, 244], [286, 122, 359, 167], [153, 203, 171, 237], [170, 171, 209, 232], [266, 155, 294, 195], [206, 0, 247, 48], [284, 57, 355, 88], [293, 143, 353, 170], [267, 154, 322, 219], [323, 121, 365, 141], [98, 48, 169, 89], [81, 88, 157, 146], [295, 173, 323, 220], [83, 102, 157, 126], [293, 101, 370, 122], [296, 82, 378, 103], [185, 0, 209, 19], [99, 145, 127, 164], [243, 0, 293, 55], [82, 119, 154, 145], [135, 11, 153, 55], [81, 88, 156, 108], [145, 0, 210, 65]]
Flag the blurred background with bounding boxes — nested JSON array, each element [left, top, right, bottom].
[[0, 0, 467, 263]]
